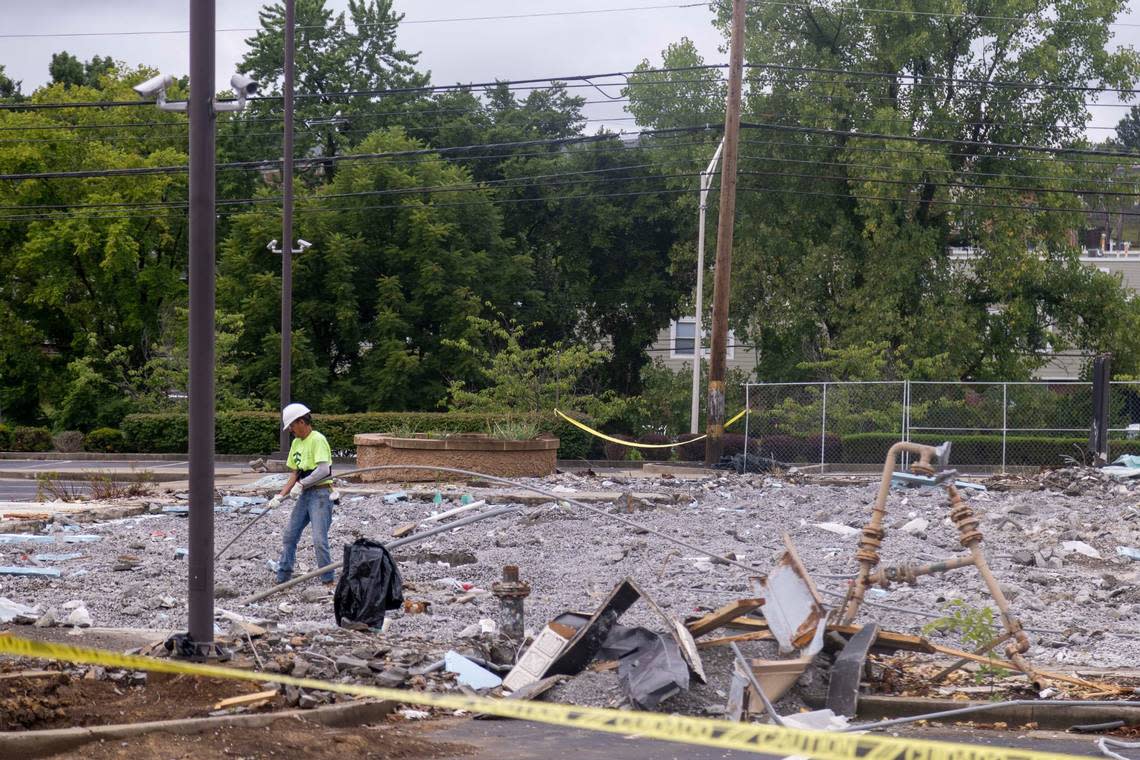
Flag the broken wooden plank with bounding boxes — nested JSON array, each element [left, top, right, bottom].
[[0, 669, 59, 681], [826, 623, 879, 717], [685, 598, 765, 638], [212, 689, 278, 710], [696, 630, 774, 649]]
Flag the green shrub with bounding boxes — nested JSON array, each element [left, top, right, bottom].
[[85, 427, 127, 453], [839, 433, 1140, 466], [12, 426, 52, 452], [675, 432, 704, 462], [637, 433, 673, 461], [122, 414, 188, 453], [0, 423, 11, 450], [121, 410, 593, 458]]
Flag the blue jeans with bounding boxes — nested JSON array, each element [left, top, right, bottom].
[[277, 487, 334, 584]]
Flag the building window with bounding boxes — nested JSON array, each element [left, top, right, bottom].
[[673, 319, 696, 356], [669, 318, 734, 359]]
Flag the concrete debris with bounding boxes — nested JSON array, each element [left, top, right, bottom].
[[0, 597, 40, 623], [813, 522, 860, 537], [1061, 540, 1102, 559], [900, 517, 929, 535], [221, 495, 267, 509], [1117, 546, 1140, 561], [61, 604, 92, 627]]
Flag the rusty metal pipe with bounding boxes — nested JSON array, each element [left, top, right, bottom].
[[867, 555, 977, 588], [838, 441, 942, 624]]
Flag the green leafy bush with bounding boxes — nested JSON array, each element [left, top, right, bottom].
[[84, 427, 127, 453], [637, 433, 673, 461], [603, 434, 636, 461], [0, 423, 12, 450], [12, 426, 53, 452], [839, 432, 1140, 466], [122, 410, 591, 458], [675, 432, 704, 462]]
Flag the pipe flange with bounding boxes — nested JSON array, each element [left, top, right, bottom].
[[491, 580, 531, 600]]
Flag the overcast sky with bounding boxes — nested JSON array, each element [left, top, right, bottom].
[[2, 1, 1139, 136], [1, 1, 727, 134]]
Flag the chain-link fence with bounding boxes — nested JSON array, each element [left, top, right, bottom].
[[743, 380, 1138, 472]]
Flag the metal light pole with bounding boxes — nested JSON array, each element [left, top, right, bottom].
[[690, 137, 725, 434], [279, 0, 296, 455], [704, 0, 747, 465], [187, 0, 216, 654]]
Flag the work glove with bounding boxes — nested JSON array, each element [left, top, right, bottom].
[[289, 482, 303, 498], [267, 494, 283, 510]]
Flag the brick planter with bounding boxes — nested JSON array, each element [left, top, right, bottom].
[[353, 433, 560, 482]]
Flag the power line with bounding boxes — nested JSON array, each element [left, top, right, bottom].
[[0, 183, 700, 223], [741, 121, 1140, 159], [746, 62, 1140, 96], [0, 124, 719, 181], [0, 2, 712, 39], [0, 158, 708, 212], [0, 66, 726, 112], [745, 0, 1140, 29]]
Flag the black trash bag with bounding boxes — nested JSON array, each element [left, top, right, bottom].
[[334, 538, 404, 629]]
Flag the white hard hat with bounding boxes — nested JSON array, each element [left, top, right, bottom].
[[281, 402, 311, 431]]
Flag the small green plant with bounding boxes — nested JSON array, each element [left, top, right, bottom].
[[487, 419, 540, 440], [923, 599, 1010, 686]]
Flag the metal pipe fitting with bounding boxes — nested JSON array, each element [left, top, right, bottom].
[[491, 565, 531, 644]]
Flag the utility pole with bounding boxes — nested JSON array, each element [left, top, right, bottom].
[[279, 0, 296, 455], [187, 0, 216, 656], [691, 137, 725, 434], [704, 0, 746, 465]]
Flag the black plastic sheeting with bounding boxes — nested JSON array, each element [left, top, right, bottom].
[[334, 538, 404, 629], [554, 614, 690, 710]]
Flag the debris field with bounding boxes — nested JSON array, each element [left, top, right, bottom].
[[2, 463, 1139, 721]]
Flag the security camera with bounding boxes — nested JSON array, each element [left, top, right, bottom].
[[230, 73, 259, 97], [267, 239, 279, 252], [133, 74, 174, 98], [297, 239, 312, 252]]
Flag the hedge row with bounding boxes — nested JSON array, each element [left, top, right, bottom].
[[0, 425, 54, 452], [778, 432, 1140, 466], [121, 411, 596, 459]]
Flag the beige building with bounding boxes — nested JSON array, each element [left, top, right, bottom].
[[647, 317, 757, 374], [949, 246, 1140, 380]]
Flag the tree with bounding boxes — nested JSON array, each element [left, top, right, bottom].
[[235, 0, 428, 166], [49, 52, 115, 89], [1115, 105, 1140, 151], [630, 0, 1140, 379], [0, 65, 21, 100], [0, 67, 190, 424]]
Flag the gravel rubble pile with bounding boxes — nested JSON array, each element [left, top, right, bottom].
[[2, 466, 1139, 679]]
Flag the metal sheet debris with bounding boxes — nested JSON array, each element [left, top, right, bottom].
[[826, 623, 880, 717], [444, 650, 503, 690], [759, 534, 827, 654], [0, 566, 61, 578], [617, 631, 689, 709]]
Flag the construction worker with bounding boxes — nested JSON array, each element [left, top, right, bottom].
[[268, 403, 336, 585]]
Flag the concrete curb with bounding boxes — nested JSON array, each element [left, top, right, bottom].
[[0, 698, 398, 758], [819, 695, 1140, 730]]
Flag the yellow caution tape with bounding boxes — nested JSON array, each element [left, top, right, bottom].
[[0, 633, 1085, 760], [555, 408, 750, 449]]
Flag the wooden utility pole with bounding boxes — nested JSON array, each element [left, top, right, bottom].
[[704, 0, 747, 466]]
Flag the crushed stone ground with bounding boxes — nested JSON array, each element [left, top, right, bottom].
[[2, 467, 1139, 678]]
